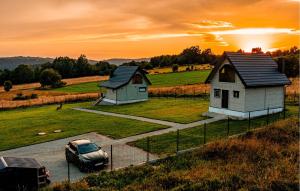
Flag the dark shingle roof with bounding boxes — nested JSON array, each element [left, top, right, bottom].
[[0, 157, 42, 169], [206, 52, 291, 87], [100, 66, 151, 89]]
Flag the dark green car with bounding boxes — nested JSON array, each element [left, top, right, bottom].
[[65, 139, 109, 172]]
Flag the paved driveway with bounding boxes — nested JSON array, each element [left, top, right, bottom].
[[0, 133, 157, 183]]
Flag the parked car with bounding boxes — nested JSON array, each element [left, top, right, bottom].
[[65, 139, 109, 172], [0, 156, 50, 191]]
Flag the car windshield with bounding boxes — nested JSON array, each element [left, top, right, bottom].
[[78, 143, 99, 154]]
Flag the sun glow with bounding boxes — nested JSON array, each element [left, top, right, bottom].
[[241, 40, 270, 52]]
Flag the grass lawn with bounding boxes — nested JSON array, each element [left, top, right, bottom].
[[50, 70, 211, 93], [51, 82, 100, 93], [148, 70, 210, 87], [0, 102, 167, 151], [131, 105, 299, 156], [88, 98, 209, 123]]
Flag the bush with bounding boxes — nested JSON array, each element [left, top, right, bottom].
[[3, 80, 12, 92], [172, 64, 179, 72], [40, 69, 65, 88]]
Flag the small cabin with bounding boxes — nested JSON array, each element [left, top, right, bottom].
[[205, 52, 291, 119], [98, 66, 151, 105]]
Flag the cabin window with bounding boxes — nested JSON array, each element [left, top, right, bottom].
[[233, 91, 239, 98], [139, 87, 147, 92], [132, 74, 143, 84], [219, 65, 235, 83], [214, 89, 220, 98]]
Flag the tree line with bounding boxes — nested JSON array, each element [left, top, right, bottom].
[[0, 55, 117, 86], [122, 46, 218, 69], [0, 46, 298, 88]]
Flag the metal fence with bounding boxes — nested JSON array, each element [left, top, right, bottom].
[[63, 106, 297, 185]]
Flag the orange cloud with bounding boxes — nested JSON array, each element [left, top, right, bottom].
[[0, 0, 298, 58]]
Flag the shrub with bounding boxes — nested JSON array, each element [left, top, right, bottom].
[[40, 69, 65, 88], [3, 80, 12, 92], [13, 93, 39, 100], [172, 64, 179, 72]]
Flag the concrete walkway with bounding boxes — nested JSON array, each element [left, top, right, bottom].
[[73, 108, 181, 127], [73, 107, 226, 144]]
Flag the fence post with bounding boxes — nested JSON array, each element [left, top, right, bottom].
[[110, 145, 113, 171], [267, 108, 269, 125], [176, 129, 179, 154], [227, 116, 230, 136], [248, 112, 251, 131], [204, 123, 206, 144], [67, 161, 70, 185], [146, 137, 150, 162]]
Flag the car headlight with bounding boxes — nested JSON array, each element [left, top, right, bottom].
[[104, 152, 108, 158], [79, 156, 91, 163]]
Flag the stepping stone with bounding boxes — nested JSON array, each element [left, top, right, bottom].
[[54, 130, 62, 133], [37, 132, 46, 136]]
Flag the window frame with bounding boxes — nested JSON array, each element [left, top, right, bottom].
[[214, 89, 221, 98], [139, 87, 147, 92], [132, 74, 143, 84], [233, 90, 240, 98], [219, 65, 235, 83]]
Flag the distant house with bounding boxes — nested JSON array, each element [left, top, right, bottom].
[[98, 66, 151, 105], [205, 52, 291, 119]]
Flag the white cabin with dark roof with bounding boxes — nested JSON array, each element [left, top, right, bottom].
[[98, 66, 151, 105], [205, 52, 291, 119]]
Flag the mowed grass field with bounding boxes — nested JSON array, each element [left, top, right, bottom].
[[0, 102, 167, 151], [88, 98, 209, 123], [51, 82, 101, 93], [148, 70, 210, 87], [50, 70, 211, 93], [131, 105, 299, 156]]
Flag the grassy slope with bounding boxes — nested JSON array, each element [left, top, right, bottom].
[[0, 102, 166, 151], [131, 105, 298, 156], [47, 118, 299, 191], [50, 70, 211, 93], [88, 98, 209, 123]]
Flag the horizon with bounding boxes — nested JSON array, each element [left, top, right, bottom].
[[0, 0, 299, 60]]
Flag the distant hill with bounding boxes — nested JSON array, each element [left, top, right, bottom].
[[104, 58, 150, 66], [0, 56, 54, 70], [0, 56, 149, 70]]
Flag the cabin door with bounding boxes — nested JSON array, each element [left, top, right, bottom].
[[221, 90, 229, 108]]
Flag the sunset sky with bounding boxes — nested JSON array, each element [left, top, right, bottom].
[[0, 0, 299, 59]]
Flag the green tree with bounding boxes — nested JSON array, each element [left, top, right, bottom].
[[177, 46, 202, 65], [52, 57, 75, 78], [12, 65, 34, 84], [3, 80, 12, 92], [74, 54, 91, 76], [39, 68, 64, 88]]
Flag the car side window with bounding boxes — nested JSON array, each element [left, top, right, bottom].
[[69, 143, 77, 153]]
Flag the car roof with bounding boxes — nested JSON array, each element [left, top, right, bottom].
[[70, 139, 92, 146]]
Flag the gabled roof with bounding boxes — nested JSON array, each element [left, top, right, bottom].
[[100, 66, 151, 89], [205, 52, 291, 87], [0, 157, 42, 169]]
